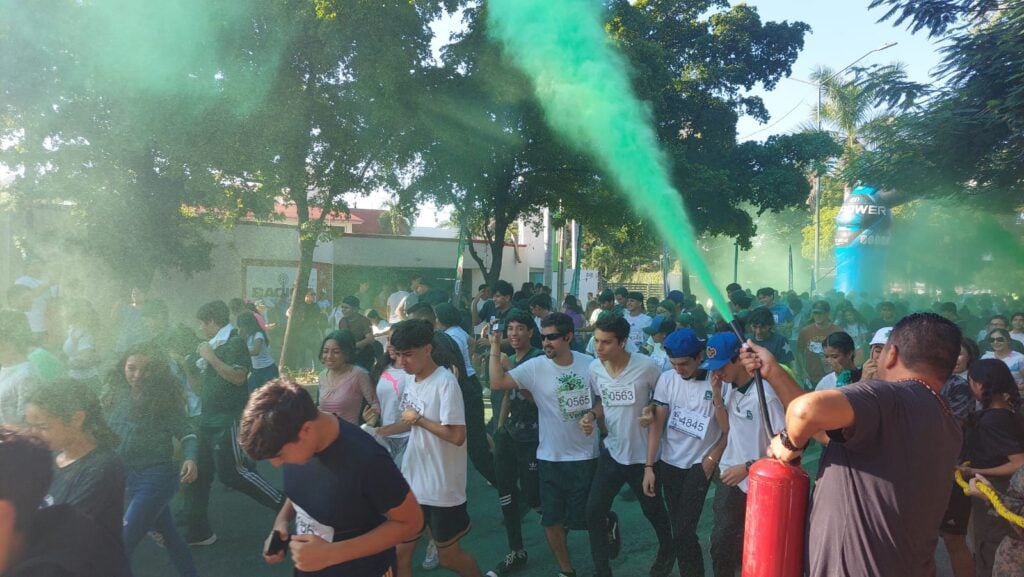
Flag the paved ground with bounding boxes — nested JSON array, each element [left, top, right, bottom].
[[133, 421, 955, 576]]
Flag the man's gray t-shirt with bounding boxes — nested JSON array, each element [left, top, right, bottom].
[[807, 379, 962, 577]]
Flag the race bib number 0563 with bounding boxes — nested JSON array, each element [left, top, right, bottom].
[[601, 384, 636, 407]]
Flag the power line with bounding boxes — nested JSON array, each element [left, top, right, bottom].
[[738, 98, 809, 141]]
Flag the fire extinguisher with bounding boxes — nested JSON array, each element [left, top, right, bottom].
[[742, 459, 809, 577], [729, 321, 809, 577]]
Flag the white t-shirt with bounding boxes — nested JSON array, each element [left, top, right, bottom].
[[14, 275, 49, 334], [444, 326, 476, 378], [62, 326, 99, 380], [509, 351, 599, 462], [399, 366, 466, 506], [815, 372, 839, 392], [247, 333, 276, 370], [982, 351, 1024, 386], [719, 379, 785, 493], [376, 366, 410, 440], [0, 361, 39, 425], [652, 371, 724, 469], [588, 354, 662, 465], [625, 313, 653, 349], [387, 291, 409, 323], [648, 341, 671, 373], [586, 336, 638, 355]]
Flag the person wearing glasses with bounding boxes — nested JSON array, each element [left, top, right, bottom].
[[982, 328, 1024, 389], [488, 312, 620, 577]]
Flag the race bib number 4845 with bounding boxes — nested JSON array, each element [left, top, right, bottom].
[[669, 407, 710, 439]]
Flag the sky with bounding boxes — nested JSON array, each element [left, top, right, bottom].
[[734, 0, 947, 141]]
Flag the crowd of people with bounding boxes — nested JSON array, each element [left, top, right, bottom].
[[2, 261, 1024, 577]]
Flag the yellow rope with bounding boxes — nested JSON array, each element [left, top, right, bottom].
[[954, 468, 1024, 528]]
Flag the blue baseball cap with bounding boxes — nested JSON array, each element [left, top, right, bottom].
[[699, 332, 742, 370], [663, 328, 704, 358], [643, 315, 675, 336]]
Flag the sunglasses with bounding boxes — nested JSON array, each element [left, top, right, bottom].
[[989, 337, 1007, 343], [541, 332, 567, 342]]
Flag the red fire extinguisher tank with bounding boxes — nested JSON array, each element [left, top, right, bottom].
[[742, 458, 810, 577]]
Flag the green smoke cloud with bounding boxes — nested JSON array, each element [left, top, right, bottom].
[[487, 0, 734, 322]]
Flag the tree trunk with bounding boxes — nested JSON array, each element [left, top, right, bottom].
[[277, 193, 317, 372]]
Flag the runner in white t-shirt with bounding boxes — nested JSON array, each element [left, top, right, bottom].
[[489, 312, 619, 577], [389, 319, 481, 577], [643, 328, 728, 577], [701, 332, 785, 577], [584, 315, 673, 577], [624, 292, 652, 351]]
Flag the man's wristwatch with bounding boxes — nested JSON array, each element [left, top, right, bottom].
[[779, 429, 808, 452]]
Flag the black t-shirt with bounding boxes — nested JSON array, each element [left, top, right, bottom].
[[8, 505, 132, 577], [967, 408, 1024, 470], [504, 348, 543, 443], [45, 447, 125, 544], [283, 417, 410, 577], [200, 335, 253, 426], [807, 379, 962, 577]]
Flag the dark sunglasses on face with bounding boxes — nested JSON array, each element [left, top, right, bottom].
[[541, 332, 567, 342], [990, 337, 1007, 343]]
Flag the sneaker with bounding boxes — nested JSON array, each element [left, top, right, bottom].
[[422, 540, 439, 571], [148, 531, 166, 549], [556, 571, 576, 577], [492, 550, 528, 576], [187, 532, 217, 546], [606, 511, 621, 560]]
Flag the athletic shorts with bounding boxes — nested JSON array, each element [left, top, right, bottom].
[[940, 481, 971, 536], [413, 502, 472, 547], [538, 458, 598, 529]]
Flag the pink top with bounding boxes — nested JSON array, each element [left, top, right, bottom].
[[317, 366, 378, 425]]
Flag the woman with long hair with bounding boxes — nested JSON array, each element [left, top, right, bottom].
[[561, 294, 585, 333], [813, 331, 861, 391], [24, 379, 125, 545], [364, 345, 411, 465], [982, 328, 1024, 389], [237, 310, 279, 393], [318, 330, 378, 425], [960, 359, 1024, 577], [939, 337, 983, 577], [103, 345, 201, 577]]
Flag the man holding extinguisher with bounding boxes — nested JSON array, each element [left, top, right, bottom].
[[742, 312, 962, 577]]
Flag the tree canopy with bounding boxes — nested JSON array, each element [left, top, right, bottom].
[[848, 0, 1024, 211]]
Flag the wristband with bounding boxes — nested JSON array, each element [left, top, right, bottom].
[[412, 414, 422, 426], [644, 464, 654, 469], [779, 429, 808, 452]]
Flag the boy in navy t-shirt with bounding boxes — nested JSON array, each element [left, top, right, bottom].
[[239, 380, 422, 577]]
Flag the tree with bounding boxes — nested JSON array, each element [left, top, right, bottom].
[[1, 0, 451, 366], [849, 0, 1024, 211], [378, 199, 416, 236], [415, 0, 836, 290]]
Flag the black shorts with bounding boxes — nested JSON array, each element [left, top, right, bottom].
[[538, 458, 597, 529], [940, 481, 971, 536], [412, 503, 472, 547]]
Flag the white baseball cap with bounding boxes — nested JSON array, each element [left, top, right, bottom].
[[870, 327, 893, 347]]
